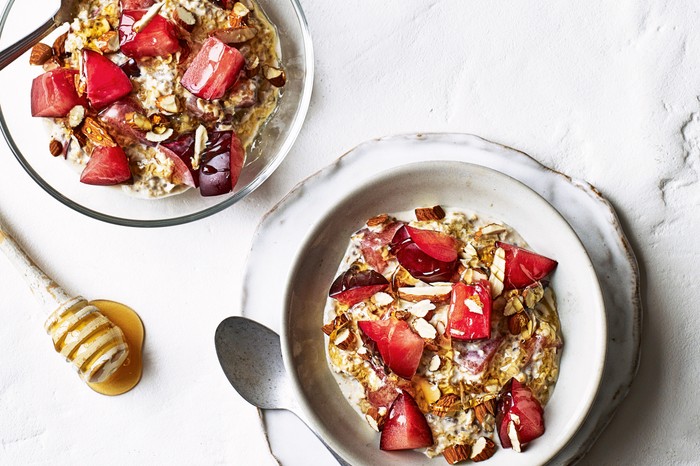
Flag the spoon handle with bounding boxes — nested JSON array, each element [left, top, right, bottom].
[[0, 17, 56, 72], [0, 218, 72, 312]]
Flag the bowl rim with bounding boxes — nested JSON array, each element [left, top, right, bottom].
[[0, 0, 314, 228], [279, 160, 608, 464]]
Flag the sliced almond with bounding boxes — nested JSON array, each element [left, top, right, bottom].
[[146, 127, 173, 142], [371, 291, 393, 307], [442, 444, 471, 465], [133, 2, 164, 33], [192, 124, 208, 170], [29, 43, 53, 66], [211, 26, 258, 44], [398, 285, 452, 303], [173, 6, 196, 31], [233, 2, 250, 19], [479, 223, 507, 236], [413, 318, 436, 339], [464, 298, 483, 315], [415, 205, 446, 221], [470, 437, 497, 461], [263, 65, 286, 87], [156, 94, 180, 114], [407, 299, 436, 318], [428, 354, 441, 371]]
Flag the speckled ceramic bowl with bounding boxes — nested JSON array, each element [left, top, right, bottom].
[[279, 161, 607, 465], [0, 0, 313, 227]]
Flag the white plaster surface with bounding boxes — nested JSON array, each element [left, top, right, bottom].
[[0, 0, 698, 464]]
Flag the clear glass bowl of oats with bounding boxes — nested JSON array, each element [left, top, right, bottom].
[[0, 0, 312, 226]]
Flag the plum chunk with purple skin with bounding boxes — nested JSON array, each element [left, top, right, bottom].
[[31, 69, 87, 117], [329, 265, 389, 306], [389, 225, 458, 283], [497, 378, 545, 452], [358, 318, 424, 380], [198, 130, 245, 196], [119, 9, 180, 59], [496, 242, 558, 290], [181, 37, 245, 101], [380, 390, 434, 450]]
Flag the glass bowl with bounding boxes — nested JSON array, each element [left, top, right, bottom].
[[0, 0, 313, 227]]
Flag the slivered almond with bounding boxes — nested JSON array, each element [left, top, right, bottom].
[[133, 2, 164, 33], [398, 285, 452, 303]]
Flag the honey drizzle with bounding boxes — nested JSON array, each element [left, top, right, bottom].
[[87, 300, 144, 396]]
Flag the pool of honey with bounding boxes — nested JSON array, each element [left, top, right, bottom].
[[87, 300, 144, 396]]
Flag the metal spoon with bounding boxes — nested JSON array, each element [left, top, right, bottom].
[[0, 0, 81, 71], [215, 316, 350, 466]]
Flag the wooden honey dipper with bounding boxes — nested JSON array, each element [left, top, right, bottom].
[[0, 218, 129, 384]]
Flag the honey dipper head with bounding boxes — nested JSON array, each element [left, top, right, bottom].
[[45, 297, 129, 384]]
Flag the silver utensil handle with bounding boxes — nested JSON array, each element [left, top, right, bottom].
[[0, 17, 56, 71]]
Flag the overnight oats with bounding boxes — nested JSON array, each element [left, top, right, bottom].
[[29, 0, 285, 197], [322, 206, 563, 463]]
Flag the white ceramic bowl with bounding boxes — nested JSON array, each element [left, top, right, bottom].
[[280, 161, 607, 465]]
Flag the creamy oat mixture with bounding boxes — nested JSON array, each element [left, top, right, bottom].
[[322, 208, 563, 459], [33, 0, 282, 197]]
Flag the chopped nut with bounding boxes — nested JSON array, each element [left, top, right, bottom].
[[504, 293, 525, 316], [52, 32, 68, 58], [371, 291, 393, 306], [479, 223, 507, 236], [82, 117, 116, 147], [233, 2, 250, 19], [489, 247, 506, 298], [133, 2, 164, 33], [413, 318, 437, 339], [470, 437, 497, 461], [473, 399, 496, 424], [156, 94, 180, 114], [192, 124, 208, 170], [245, 54, 260, 78], [391, 266, 421, 288], [321, 314, 349, 335], [95, 31, 119, 53], [263, 65, 286, 87], [42, 56, 62, 71], [173, 6, 196, 31], [398, 285, 452, 304], [49, 139, 62, 157], [465, 298, 484, 315], [507, 420, 522, 452], [392, 309, 411, 320], [74, 74, 86, 97], [415, 205, 446, 221], [442, 444, 471, 465], [146, 127, 174, 142], [366, 213, 389, 226], [407, 299, 436, 318], [428, 354, 441, 371], [364, 406, 385, 431], [212, 27, 258, 44], [29, 43, 53, 66], [67, 105, 86, 128], [508, 312, 529, 335], [432, 393, 460, 417], [125, 112, 153, 131], [333, 328, 356, 351]]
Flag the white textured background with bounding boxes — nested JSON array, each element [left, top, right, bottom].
[[1, 0, 699, 464]]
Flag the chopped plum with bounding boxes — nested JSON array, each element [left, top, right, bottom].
[[198, 131, 245, 196], [358, 221, 404, 273], [31, 69, 87, 117], [328, 265, 389, 306], [405, 225, 461, 262], [82, 50, 132, 110], [390, 225, 457, 282], [156, 145, 196, 188], [358, 319, 424, 379], [98, 98, 151, 145], [496, 242, 558, 290], [497, 378, 545, 451], [380, 391, 434, 451], [162, 133, 198, 187], [80, 145, 132, 185], [448, 281, 492, 340], [119, 10, 181, 58], [180, 37, 244, 100]]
